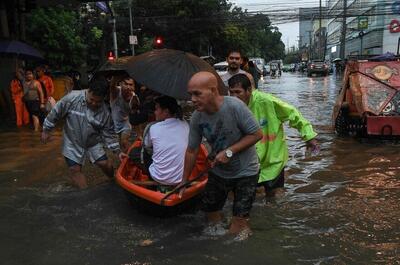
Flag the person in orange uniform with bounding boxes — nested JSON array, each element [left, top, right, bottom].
[[36, 65, 55, 108], [10, 69, 29, 127]]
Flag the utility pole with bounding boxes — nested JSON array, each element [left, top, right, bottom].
[[340, 0, 347, 59], [108, 2, 118, 59], [128, 0, 135, 56], [307, 30, 313, 60], [319, 0, 322, 59], [323, 32, 328, 60]]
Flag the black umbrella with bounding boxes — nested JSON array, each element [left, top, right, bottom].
[[91, 56, 133, 81], [98, 56, 134, 73], [0, 40, 43, 59], [124, 49, 226, 99]]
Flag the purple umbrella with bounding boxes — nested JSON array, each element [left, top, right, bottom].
[[0, 40, 43, 59]]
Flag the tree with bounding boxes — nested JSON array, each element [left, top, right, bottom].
[[26, 7, 88, 71], [25, 2, 286, 70]]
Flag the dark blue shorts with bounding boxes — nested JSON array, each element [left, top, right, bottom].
[[258, 168, 285, 191], [201, 172, 258, 217], [64, 154, 108, 167]]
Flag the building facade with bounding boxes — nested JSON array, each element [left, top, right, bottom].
[[326, 0, 399, 60], [299, 7, 320, 48], [299, 7, 326, 61]]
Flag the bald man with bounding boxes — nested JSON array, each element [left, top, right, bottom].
[[181, 71, 262, 238]]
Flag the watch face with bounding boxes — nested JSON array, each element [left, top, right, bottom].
[[225, 149, 233, 158]]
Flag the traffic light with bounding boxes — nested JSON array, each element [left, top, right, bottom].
[[154, 36, 164, 49], [107, 51, 115, 61]]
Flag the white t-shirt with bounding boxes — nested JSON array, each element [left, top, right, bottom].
[[144, 118, 189, 185], [220, 69, 247, 87]]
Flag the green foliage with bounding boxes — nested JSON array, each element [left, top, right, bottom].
[[26, 7, 87, 71], [284, 50, 301, 64], [113, 0, 285, 61], [25, 1, 286, 69], [91, 27, 103, 40]]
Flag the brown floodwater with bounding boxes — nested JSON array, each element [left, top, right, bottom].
[[0, 73, 399, 265]]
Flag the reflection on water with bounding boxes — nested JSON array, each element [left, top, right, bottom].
[[0, 73, 399, 264]]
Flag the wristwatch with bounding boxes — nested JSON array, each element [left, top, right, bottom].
[[225, 149, 233, 158]]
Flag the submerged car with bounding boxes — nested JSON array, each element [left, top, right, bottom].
[[307, 60, 329, 76], [333, 57, 400, 138]]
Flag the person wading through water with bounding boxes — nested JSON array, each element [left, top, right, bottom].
[[228, 73, 319, 198], [178, 71, 262, 239], [41, 76, 124, 189]]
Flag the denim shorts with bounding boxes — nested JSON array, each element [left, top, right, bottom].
[[64, 154, 108, 167], [201, 171, 258, 218]]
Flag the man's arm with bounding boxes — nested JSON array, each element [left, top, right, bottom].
[[109, 76, 121, 101], [34, 80, 45, 109], [41, 94, 71, 143], [213, 98, 262, 165], [47, 77, 55, 97], [213, 130, 262, 166], [101, 114, 121, 154], [181, 147, 199, 182], [273, 96, 317, 141], [272, 95, 319, 152]]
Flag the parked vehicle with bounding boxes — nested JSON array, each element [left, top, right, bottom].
[[250, 57, 266, 76], [282, 64, 291, 72], [213, 61, 228, 76], [333, 56, 400, 138], [200, 55, 216, 66], [264, 64, 270, 75], [307, 60, 329, 77]]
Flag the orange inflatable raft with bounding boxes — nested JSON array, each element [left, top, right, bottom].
[[116, 140, 208, 213]]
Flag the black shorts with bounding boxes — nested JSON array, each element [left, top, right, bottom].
[[25, 100, 40, 116], [258, 168, 285, 192], [201, 171, 258, 218]]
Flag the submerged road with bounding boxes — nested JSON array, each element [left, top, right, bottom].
[[0, 72, 399, 264]]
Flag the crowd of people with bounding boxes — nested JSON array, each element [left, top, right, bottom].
[[10, 66, 55, 131], [10, 49, 319, 240]]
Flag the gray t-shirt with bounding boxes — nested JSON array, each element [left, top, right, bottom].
[[220, 69, 247, 87], [188, 96, 260, 179]]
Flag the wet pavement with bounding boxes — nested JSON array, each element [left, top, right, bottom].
[[1, 72, 399, 265]]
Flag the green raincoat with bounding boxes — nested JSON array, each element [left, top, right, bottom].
[[248, 90, 317, 183]]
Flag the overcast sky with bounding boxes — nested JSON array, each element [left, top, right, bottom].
[[231, 0, 322, 50]]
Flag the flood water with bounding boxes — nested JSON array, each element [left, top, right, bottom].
[[1, 73, 399, 265]]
